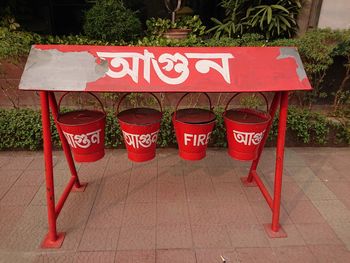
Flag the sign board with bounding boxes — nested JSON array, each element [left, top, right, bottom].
[[19, 45, 312, 92]]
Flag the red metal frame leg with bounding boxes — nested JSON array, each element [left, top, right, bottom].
[[264, 91, 288, 238], [48, 92, 87, 192], [242, 92, 281, 185], [40, 91, 65, 248]]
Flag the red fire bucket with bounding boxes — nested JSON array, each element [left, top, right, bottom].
[[224, 93, 271, 161], [173, 93, 216, 161], [57, 92, 106, 163], [117, 93, 162, 162]]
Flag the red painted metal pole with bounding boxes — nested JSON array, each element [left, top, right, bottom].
[[246, 92, 281, 183], [40, 91, 58, 242], [48, 92, 82, 188], [251, 171, 273, 209], [271, 91, 288, 232], [55, 176, 76, 217]]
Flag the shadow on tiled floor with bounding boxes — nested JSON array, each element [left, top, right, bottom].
[[0, 148, 350, 262]]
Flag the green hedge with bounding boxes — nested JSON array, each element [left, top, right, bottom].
[[0, 107, 348, 151]]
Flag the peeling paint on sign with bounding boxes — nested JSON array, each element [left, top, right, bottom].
[[277, 47, 307, 81], [19, 47, 108, 91]]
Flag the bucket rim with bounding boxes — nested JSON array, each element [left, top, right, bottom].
[[117, 107, 163, 126], [172, 113, 217, 126], [223, 108, 271, 125], [57, 109, 106, 127]]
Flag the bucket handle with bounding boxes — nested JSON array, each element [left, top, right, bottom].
[[224, 92, 269, 116], [174, 92, 213, 119], [116, 93, 163, 114], [57, 92, 106, 115]]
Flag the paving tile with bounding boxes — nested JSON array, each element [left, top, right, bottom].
[[330, 222, 350, 251], [273, 246, 317, 263], [236, 247, 278, 263], [233, 167, 251, 179], [213, 182, 248, 202], [226, 224, 270, 248], [299, 152, 329, 168], [207, 166, 240, 184], [74, 251, 115, 263], [158, 151, 183, 168], [283, 200, 326, 224], [115, 250, 155, 263], [188, 201, 223, 225], [78, 227, 120, 251], [0, 185, 40, 206], [122, 202, 156, 227], [32, 252, 75, 263], [94, 176, 129, 207], [259, 167, 294, 183], [295, 223, 343, 245], [0, 205, 47, 251], [0, 205, 27, 237], [118, 226, 156, 250], [183, 167, 212, 184], [157, 202, 189, 225], [191, 225, 231, 248], [250, 201, 292, 225], [312, 200, 350, 223], [1, 148, 349, 259], [340, 197, 350, 210], [285, 166, 321, 182], [195, 249, 236, 263], [77, 165, 106, 184], [30, 185, 64, 206], [86, 202, 125, 229], [106, 153, 132, 174], [243, 184, 271, 203], [157, 181, 186, 203], [218, 202, 259, 225], [0, 186, 10, 200], [156, 223, 193, 249], [311, 163, 349, 182], [296, 181, 337, 200], [1, 156, 33, 170], [205, 150, 235, 168], [26, 156, 58, 170], [0, 169, 23, 186], [327, 153, 350, 171], [325, 181, 350, 200], [185, 182, 218, 202], [60, 227, 86, 251], [267, 224, 306, 247], [126, 181, 157, 203], [283, 149, 307, 167], [279, 181, 309, 202], [308, 244, 350, 263], [157, 165, 183, 184], [0, 156, 10, 168], [130, 163, 157, 185], [156, 249, 196, 263], [54, 158, 81, 171], [15, 169, 44, 186]]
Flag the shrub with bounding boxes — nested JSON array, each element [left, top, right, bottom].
[[83, 0, 142, 41], [208, 0, 301, 40], [0, 27, 39, 60], [0, 108, 348, 151]]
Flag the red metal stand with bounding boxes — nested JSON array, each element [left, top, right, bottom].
[[40, 91, 86, 248], [241, 91, 289, 238], [47, 92, 87, 192], [22, 45, 310, 248]]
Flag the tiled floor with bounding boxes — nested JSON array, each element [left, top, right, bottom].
[[0, 148, 350, 262]]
